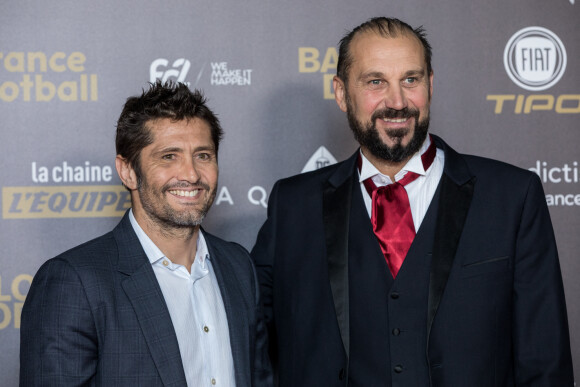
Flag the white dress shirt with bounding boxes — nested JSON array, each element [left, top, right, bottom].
[[358, 135, 445, 232], [129, 210, 236, 387]]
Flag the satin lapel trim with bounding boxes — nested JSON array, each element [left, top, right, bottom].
[[323, 171, 353, 358], [426, 173, 475, 339]]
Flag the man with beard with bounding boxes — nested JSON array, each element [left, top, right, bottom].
[[251, 17, 573, 386], [20, 81, 272, 387]]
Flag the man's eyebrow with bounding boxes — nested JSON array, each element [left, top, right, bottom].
[[152, 144, 215, 154], [402, 69, 426, 77], [358, 69, 426, 81], [193, 145, 216, 153], [359, 71, 385, 80], [152, 146, 183, 155]]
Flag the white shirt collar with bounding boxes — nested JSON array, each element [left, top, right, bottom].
[[358, 135, 432, 185], [128, 209, 209, 267]]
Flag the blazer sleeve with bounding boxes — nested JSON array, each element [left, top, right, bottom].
[[512, 174, 574, 385], [250, 256, 275, 387], [20, 258, 98, 386], [251, 180, 280, 362]]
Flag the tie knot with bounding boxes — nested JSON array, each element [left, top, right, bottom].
[[373, 181, 407, 203], [364, 172, 417, 199], [397, 170, 420, 186]]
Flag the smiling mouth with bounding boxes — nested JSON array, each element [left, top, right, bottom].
[[169, 189, 200, 198], [382, 117, 408, 123]]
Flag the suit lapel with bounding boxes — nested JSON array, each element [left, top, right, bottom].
[[323, 153, 358, 359], [204, 232, 250, 387], [323, 140, 476, 364], [114, 213, 188, 387], [426, 136, 476, 342]]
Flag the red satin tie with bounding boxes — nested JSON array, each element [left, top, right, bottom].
[[359, 138, 436, 278]]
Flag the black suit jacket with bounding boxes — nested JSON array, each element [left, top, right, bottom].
[[251, 135, 573, 386], [20, 211, 273, 387]]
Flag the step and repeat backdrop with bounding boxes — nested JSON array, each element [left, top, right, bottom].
[[1, 0, 578, 384]]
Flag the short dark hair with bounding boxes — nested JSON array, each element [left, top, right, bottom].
[[115, 80, 223, 175], [336, 17, 433, 85]]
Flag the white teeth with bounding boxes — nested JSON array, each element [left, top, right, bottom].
[[170, 189, 199, 197], [383, 118, 407, 123]]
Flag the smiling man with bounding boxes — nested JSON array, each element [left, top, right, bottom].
[[251, 17, 573, 386], [20, 81, 272, 387]]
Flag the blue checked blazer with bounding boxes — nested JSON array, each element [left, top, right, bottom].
[[20, 211, 272, 387]]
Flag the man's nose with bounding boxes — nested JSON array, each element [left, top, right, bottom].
[[382, 84, 407, 110], [178, 158, 200, 183]]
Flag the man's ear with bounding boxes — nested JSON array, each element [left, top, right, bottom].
[[115, 155, 138, 190], [333, 76, 348, 112]]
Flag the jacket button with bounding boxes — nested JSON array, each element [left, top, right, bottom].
[[390, 292, 400, 299], [392, 328, 400, 336], [338, 368, 345, 380], [394, 365, 404, 373]]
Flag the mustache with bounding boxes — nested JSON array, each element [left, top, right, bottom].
[[371, 107, 420, 121]]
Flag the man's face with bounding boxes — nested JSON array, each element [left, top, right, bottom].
[[334, 32, 433, 163], [127, 118, 218, 230]]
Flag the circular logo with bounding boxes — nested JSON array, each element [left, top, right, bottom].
[[503, 27, 567, 91]]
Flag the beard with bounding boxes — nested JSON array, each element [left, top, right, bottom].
[[346, 95, 430, 163], [137, 175, 216, 230]]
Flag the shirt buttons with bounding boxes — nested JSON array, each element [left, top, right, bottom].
[[392, 328, 401, 336], [162, 260, 169, 267], [394, 364, 404, 373], [203, 326, 209, 333], [390, 292, 400, 299], [211, 378, 216, 385]]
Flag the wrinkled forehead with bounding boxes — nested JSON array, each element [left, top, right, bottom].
[[348, 30, 427, 72], [351, 29, 423, 55]]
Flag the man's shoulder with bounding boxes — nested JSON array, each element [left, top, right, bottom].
[[28, 229, 120, 295], [274, 155, 355, 192], [435, 135, 537, 184], [203, 230, 250, 258], [202, 231, 256, 283], [203, 231, 255, 272], [48, 212, 138, 268], [48, 229, 118, 268], [460, 153, 537, 182]]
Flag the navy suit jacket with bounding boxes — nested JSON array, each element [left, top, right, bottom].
[[20, 211, 273, 387], [251, 135, 574, 386]]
